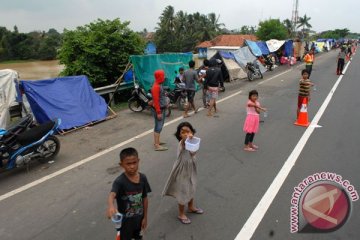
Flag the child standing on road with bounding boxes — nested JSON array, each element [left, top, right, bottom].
[[297, 69, 314, 117], [243, 90, 266, 152], [107, 148, 152, 240], [162, 122, 203, 224]]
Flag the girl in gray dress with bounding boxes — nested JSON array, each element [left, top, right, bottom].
[[162, 122, 204, 224]]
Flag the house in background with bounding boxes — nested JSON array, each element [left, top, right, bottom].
[[196, 34, 257, 59]]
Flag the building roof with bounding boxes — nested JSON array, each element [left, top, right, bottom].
[[196, 35, 257, 48]]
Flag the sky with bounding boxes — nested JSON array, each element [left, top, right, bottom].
[[0, 0, 359, 33]]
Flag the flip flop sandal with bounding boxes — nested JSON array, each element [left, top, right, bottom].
[[155, 146, 168, 151], [178, 216, 191, 224], [188, 208, 204, 214], [244, 147, 256, 152]]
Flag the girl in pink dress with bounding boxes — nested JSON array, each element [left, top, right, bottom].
[[243, 90, 267, 152]]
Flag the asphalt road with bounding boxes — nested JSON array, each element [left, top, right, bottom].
[[0, 49, 359, 240]]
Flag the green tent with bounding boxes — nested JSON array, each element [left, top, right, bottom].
[[130, 53, 193, 92]]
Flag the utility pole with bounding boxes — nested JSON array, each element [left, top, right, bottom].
[[291, 0, 299, 37]]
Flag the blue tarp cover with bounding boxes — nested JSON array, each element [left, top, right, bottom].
[[219, 51, 236, 60], [245, 40, 263, 57], [256, 41, 270, 55], [20, 76, 108, 130], [284, 40, 294, 57]]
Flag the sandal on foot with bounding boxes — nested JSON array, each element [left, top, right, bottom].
[[178, 216, 191, 224], [183, 114, 190, 118], [244, 147, 256, 152], [188, 208, 204, 214], [155, 146, 168, 151], [251, 145, 259, 149]]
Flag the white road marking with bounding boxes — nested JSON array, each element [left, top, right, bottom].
[[0, 90, 245, 202], [257, 69, 292, 85], [234, 58, 353, 239]]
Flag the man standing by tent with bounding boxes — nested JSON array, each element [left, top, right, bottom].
[[151, 70, 168, 151], [206, 59, 223, 117], [303, 48, 315, 77], [183, 60, 200, 118]]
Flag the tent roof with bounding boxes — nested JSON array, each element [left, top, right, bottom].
[[196, 35, 257, 48]]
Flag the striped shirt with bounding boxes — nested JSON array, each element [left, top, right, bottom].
[[299, 79, 311, 97]]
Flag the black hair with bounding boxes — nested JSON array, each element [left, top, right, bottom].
[[179, 67, 184, 72], [119, 147, 138, 161], [301, 69, 309, 75], [189, 60, 195, 68], [248, 90, 259, 99], [174, 122, 196, 141], [203, 59, 210, 67]]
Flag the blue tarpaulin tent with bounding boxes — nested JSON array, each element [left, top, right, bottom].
[[20, 76, 108, 131], [284, 40, 294, 57], [256, 41, 270, 55], [245, 40, 263, 57]]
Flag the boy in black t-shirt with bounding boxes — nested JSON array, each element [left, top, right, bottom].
[[107, 148, 152, 240]]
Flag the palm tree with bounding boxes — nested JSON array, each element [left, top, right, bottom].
[[283, 19, 293, 37], [297, 14, 312, 39]]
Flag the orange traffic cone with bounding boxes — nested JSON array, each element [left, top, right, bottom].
[[295, 98, 310, 127], [115, 230, 121, 240]]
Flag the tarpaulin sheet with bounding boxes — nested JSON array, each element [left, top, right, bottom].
[[233, 47, 267, 74], [0, 69, 19, 129], [20, 76, 108, 131], [266, 39, 285, 52], [284, 40, 294, 57], [219, 51, 235, 60], [130, 53, 193, 92], [256, 41, 270, 55], [246, 40, 263, 57]]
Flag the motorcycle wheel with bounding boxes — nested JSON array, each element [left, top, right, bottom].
[[37, 135, 61, 163], [128, 97, 144, 112], [247, 71, 254, 81], [177, 97, 187, 111]]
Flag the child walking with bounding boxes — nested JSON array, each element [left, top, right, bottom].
[[243, 90, 266, 152], [107, 148, 152, 240], [297, 69, 314, 117], [162, 122, 203, 224]]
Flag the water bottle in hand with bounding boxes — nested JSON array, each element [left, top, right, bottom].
[[263, 111, 268, 118]]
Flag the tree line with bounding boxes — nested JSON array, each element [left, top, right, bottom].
[[0, 26, 62, 62]]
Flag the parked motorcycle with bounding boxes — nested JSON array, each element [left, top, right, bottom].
[[0, 117, 61, 171], [128, 83, 171, 117], [164, 82, 188, 111], [246, 61, 263, 81]]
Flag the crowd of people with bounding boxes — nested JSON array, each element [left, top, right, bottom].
[[105, 41, 357, 239]]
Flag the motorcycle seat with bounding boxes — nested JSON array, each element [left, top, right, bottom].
[[17, 121, 55, 146]]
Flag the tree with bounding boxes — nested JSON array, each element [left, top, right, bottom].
[[297, 14, 312, 39], [155, 6, 225, 53], [256, 19, 288, 41], [58, 18, 145, 87], [283, 19, 294, 37]]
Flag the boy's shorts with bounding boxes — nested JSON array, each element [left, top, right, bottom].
[[207, 86, 219, 99], [120, 217, 143, 240]]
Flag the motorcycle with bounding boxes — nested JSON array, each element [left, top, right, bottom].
[[128, 83, 171, 117], [246, 61, 263, 81], [0, 117, 61, 171], [164, 82, 188, 111]]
